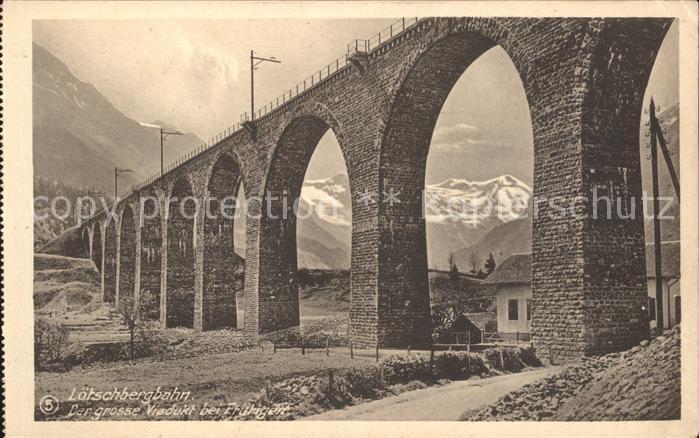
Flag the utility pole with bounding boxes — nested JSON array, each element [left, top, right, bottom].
[[139, 122, 183, 181], [649, 98, 664, 333], [250, 50, 281, 121], [160, 127, 183, 178], [115, 167, 133, 201], [650, 106, 680, 202]]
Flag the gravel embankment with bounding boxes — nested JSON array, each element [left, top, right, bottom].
[[464, 325, 681, 421]]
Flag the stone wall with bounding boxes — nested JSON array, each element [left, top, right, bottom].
[[165, 178, 196, 328], [103, 220, 117, 303], [140, 195, 162, 319], [117, 205, 137, 307], [202, 154, 241, 330]]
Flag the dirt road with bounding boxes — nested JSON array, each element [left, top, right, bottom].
[[304, 366, 562, 421]]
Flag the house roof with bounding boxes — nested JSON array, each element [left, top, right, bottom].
[[463, 312, 497, 330], [484, 253, 531, 285], [646, 241, 680, 279], [485, 241, 680, 284]]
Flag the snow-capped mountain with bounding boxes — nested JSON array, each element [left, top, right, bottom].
[[290, 173, 531, 269], [301, 173, 352, 227], [425, 175, 531, 227]]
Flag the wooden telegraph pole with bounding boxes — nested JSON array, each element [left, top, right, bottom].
[[647, 98, 680, 334], [649, 98, 664, 332]]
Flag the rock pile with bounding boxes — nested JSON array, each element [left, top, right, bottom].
[[464, 325, 681, 421], [554, 325, 680, 420]]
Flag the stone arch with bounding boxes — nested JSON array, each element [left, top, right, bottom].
[[118, 204, 137, 308], [252, 108, 351, 333], [375, 30, 528, 348], [91, 222, 102, 274], [265, 103, 353, 180], [103, 218, 118, 304], [372, 18, 672, 356], [165, 177, 196, 328], [140, 190, 162, 320], [206, 146, 250, 200], [378, 19, 536, 122], [202, 152, 244, 330]]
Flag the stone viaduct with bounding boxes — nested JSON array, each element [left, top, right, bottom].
[[75, 17, 672, 362]]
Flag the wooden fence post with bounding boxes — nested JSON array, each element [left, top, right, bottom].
[[264, 379, 271, 403], [350, 341, 354, 359], [375, 344, 379, 362], [326, 338, 330, 357]]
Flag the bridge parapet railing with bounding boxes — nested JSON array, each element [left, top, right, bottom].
[[128, 17, 423, 196]]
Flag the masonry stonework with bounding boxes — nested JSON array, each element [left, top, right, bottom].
[[140, 193, 162, 319], [202, 153, 242, 330], [116, 204, 138, 308], [102, 219, 118, 304], [82, 17, 671, 360], [165, 177, 196, 328]]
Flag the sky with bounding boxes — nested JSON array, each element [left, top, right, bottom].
[[34, 19, 678, 184]]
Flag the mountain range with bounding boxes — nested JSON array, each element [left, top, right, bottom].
[[235, 173, 532, 270], [33, 43, 203, 197]]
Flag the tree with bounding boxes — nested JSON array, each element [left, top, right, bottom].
[[447, 252, 456, 270], [468, 252, 481, 274], [448, 252, 460, 281], [118, 289, 158, 360], [484, 253, 496, 276]]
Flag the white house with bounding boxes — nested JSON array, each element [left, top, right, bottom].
[[484, 253, 531, 340], [646, 241, 681, 330], [486, 242, 680, 338]]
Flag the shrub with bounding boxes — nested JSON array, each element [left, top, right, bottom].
[[131, 320, 168, 358], [34, 318, 73, 371], [340, 367, 384, 399], [381, 355, 432, 385], [483, 345, 541, 372], [432, 351, 487, 380]]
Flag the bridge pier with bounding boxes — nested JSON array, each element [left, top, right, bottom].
[[158, 196, 169, 329], [140, 193, 163, 320], [117, 205, 137, 310], [165, 178, 196, 329], [103, 218, 118, 304]]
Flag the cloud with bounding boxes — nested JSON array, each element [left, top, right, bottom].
[[176, 37, 240, 103], [431, 123, 485, 149]]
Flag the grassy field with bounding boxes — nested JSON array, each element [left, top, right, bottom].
[[35, 346, 401, 421]]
